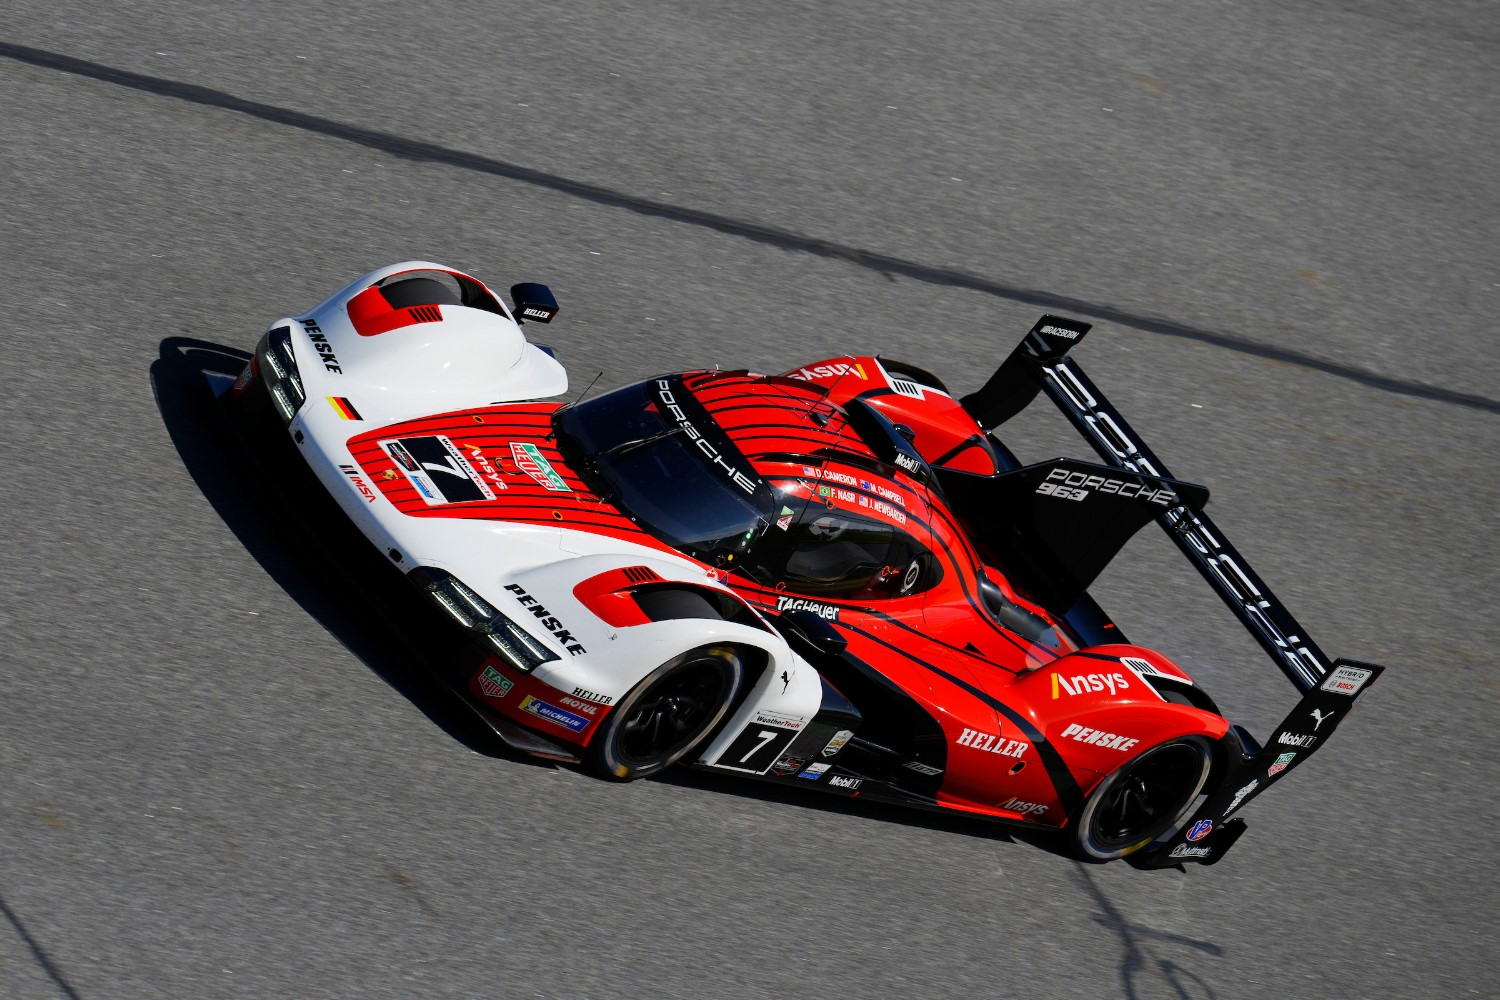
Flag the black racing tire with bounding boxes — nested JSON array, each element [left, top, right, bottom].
[[1070, 736, 1214, 862], [584, 644, 745, 781]]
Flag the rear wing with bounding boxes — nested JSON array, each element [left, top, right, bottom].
[[961, 316, 1386, 866], [964, 315, 1364, 694]]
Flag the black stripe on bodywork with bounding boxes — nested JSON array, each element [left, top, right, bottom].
[[839, 619, 1085, 814]]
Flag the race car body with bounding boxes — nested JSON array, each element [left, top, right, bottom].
[[212, 263, 1385, 867]]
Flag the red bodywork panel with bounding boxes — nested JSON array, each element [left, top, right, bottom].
[[347, 285, 446, 336], [345, 368, 1228, 828]]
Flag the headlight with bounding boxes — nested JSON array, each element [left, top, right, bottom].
[[256, 326, 306, 424], [408, 568, 559, 673]]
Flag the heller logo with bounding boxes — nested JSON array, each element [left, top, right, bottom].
[[955, 728, 1027, 759], [571, 687, 612, 705], [510, 441, 571, 492]]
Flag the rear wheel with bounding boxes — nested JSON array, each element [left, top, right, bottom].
[[584, 644, 744, 781], [1071, 736, 1214, 861]]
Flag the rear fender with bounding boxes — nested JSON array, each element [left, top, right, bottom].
[[1045, 701, 1230, 797]]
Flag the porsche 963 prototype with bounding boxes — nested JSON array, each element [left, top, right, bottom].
[[210, 261, 1385, 867]]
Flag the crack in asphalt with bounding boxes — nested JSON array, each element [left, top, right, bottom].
[[6, 39, 1497, 416]]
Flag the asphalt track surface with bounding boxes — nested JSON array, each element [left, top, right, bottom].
[[2, 3, 1496, 997]]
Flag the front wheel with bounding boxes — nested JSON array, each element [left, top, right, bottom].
[[1070, 736, 1214, 861], [584, 645, 744, 781]]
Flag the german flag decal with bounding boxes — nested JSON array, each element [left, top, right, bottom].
[[327, 396, 363, 421]]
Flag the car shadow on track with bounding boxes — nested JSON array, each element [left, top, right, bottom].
[[149, 336, 552, 769]]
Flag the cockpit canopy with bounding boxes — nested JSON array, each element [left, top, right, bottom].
[[553, 376, 941, 601]]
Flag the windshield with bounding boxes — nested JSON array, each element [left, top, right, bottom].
[[553, 377, 774, 563]]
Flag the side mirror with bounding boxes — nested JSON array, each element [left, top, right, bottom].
[[510, 283, 559, 324]]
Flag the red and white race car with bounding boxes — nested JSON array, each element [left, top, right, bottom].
[[213, 261, 1384, 867]]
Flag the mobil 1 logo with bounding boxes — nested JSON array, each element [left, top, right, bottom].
[[381, 435, 494, 505], [715, 718, 802, 775]]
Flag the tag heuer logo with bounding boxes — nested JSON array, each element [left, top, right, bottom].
[[510, 442, 571, 492], [478, 666, 513, 699]]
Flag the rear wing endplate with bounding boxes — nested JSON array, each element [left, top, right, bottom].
[[1132, 657, 1383, 867], [964, 315, 1346, 694]]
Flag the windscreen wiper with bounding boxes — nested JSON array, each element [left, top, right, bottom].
[[594, 424, 687, 464]]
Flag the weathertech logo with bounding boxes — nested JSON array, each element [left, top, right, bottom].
[[955, 728, 1027, 759]]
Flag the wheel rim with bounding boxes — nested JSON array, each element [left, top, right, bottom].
[[1088, 741, 1210, 852], [615, 653, 733, 766]]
